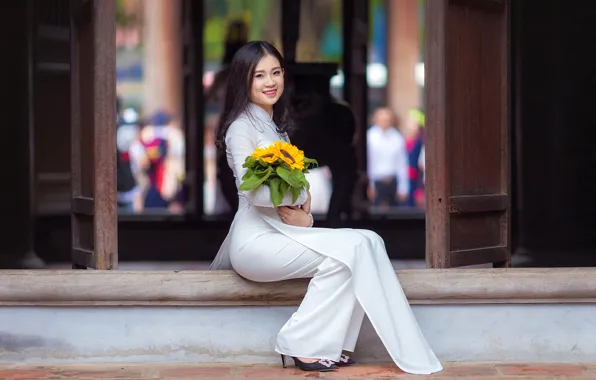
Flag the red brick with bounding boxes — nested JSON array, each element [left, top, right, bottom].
[[157, 365, 232, 378], [327, 363, 406, 378], [0, 362, 592, 380], [452, 378, 556, 380], [0, 369, 54, 379], [497, 364, 585, 376], [53, 366, 148, 379], [236, 364, 312, 379], [431, 363, 498, 377]]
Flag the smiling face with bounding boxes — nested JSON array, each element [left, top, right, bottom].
[[250, 54, 284, 114]]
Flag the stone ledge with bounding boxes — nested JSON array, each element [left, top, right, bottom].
[[1, 268, 596, 306]]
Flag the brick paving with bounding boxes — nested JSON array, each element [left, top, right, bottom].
[[0, 362, 594, 380]]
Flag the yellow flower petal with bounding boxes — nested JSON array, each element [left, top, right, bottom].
[[251, 141, 310, 170]]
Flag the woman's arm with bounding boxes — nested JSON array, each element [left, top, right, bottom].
[[226, 120, 308, 208]]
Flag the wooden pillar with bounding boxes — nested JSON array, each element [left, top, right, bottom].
[[281, 0, 300, 62], [386, 0, 421, 124], [0, 1, 44, 269], [343, 0, 368, 172], [143, 0, 183, 120], [70, 0, 117, 270]]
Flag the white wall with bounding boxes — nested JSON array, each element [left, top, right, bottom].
[[1, 304, 596, 364]]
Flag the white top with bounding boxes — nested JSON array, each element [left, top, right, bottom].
[[366, 125, 410, 196], [224, 105, 308, 208]]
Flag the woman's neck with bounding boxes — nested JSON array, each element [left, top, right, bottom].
[[253, 102, 273, 116]]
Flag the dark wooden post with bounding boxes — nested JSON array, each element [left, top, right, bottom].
[[342, 0, 369, 208], [281, 0, 301, 63], [0, 1, 44, 269], [182, 0, 204, 217], [70, 0, 117, 269]]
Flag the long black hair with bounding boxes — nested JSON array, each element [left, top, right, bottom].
[[215, 41, 293, 150]]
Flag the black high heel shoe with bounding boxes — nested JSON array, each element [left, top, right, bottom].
[[280, 355, 338, 372], [335, 353, 356, 367]]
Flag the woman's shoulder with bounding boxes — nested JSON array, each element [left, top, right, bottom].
[[225, 115, 259, 144], [228, 115, 253, 133]]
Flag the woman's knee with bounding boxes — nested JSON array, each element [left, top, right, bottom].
[[354, 230, 384, 247], [318, 257, 351, 278]]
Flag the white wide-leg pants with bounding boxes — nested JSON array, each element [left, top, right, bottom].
[[232, 233, 364, 361], [230, 226, 442, 374], [275, 256, 366, 360]]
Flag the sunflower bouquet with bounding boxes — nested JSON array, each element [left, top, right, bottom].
[[239, 141, 318, 207]]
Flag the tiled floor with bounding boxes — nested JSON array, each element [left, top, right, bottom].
[[0, 362, 594, 380]]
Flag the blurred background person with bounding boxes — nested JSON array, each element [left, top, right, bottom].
[[367, 107, 409, 209], [290, 64, 358, 227], [130, 110, 185, 213], [116, 96, 144, 212], [402, 108, 425, 208], [417, 145, 425, 209]]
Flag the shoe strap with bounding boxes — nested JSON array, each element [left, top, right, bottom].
[[318, 359, 335, 367]]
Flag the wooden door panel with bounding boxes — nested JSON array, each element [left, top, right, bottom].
[[425, 0, 510, 268], [32, 1, 72, 214], [70, 0, 117, 269]]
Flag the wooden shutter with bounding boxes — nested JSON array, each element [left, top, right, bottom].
[[425, 0, 510, 268], [32, 0, 72, 215], [70, 0, 117, 269], [181, 0, 203, 215]]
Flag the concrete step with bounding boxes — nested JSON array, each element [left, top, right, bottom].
[[2, 302, 596, 364]]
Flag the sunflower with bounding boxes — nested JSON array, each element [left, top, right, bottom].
[[251, 145, 280, 164], [274, 141, 305, 170]]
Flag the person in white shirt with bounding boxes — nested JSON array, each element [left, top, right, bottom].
[[367, 108, 410, 207]]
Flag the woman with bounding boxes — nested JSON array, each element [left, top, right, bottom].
[[209, 41, 442, 375]]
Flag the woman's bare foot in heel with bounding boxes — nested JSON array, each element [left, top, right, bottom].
[[295, 357, 318, 363]]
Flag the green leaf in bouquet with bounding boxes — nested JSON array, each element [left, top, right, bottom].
[[297, 171, 311, 189], [242, 168, 254, 181], [268, 177, 284, 208], [288, 169, 303, 186], [303, 157, 318, 169], [294, 169, 306, 182], [242, 156, 258, 169], [280, 179, 290, 197], [239, 166, 273, 191], [254, 165, 271, 177], [259, 158, 273, 167], [276, 166, 303, 188], [290, 186, 301, 203]]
